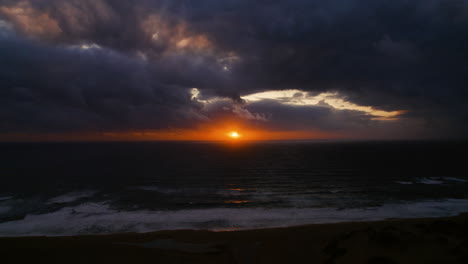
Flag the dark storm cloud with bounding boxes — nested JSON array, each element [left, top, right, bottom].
[[241, 100, 449, 139], [182, 0, 467, 136], [0, 30, 211, 132], [244, 100, 370, 131], [0, 0, 466, 137]]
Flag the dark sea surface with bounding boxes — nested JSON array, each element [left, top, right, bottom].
[[0, 141, 467, 236]]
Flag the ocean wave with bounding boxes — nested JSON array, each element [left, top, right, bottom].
[[0, 199, 468, 237], [443, 177, 468, 182], [0, 196, 13, 201], [133, 185, 257, 197], [396, 177, 468, 185], [417, 178, 444, 185], [0, 206, 10, 214], [132, 186, 180, 194], [395, 181, 413, 185], [47, 190, 97, 204]]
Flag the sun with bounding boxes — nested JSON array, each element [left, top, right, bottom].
[[228, 131, 240, 139]]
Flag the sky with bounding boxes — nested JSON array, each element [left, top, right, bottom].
[[0, 0, 466, 141]]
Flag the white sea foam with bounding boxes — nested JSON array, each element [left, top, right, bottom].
[[0, 199, 468, 237], [47, 191, 97, 204]]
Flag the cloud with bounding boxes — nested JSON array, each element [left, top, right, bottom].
[[0, 1, 61, 39], [0, 29, 208, 132], [241, 90, 405, 120], [0, 0, 466, 139]]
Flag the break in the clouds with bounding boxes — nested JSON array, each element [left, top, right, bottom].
[[0, 0, 466, 139]]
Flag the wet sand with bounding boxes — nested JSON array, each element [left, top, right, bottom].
[[1, 213, 468, 264]]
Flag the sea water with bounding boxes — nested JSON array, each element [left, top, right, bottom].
[[0, 141, 467, 236]]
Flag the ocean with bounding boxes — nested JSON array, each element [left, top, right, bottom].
[[0, 141, 467, 236]]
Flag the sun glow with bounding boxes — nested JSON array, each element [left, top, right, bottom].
[[228, 131, 240, 139]]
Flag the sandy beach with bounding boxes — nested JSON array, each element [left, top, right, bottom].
[[1, 213, 467, 264]]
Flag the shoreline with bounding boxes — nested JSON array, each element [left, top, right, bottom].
[[2, 198, 468, 237], [1, 213, 467, 263]]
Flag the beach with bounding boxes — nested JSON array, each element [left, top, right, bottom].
[[1, 213, 467, 264]]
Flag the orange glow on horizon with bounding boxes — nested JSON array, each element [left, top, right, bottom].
[[0, 121, 344, 142], [0, 129, 342, 142]]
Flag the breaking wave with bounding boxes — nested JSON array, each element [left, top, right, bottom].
[[0, 198, 467, 237]]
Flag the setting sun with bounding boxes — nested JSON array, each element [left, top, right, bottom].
[[228, 131, 240, 139]]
